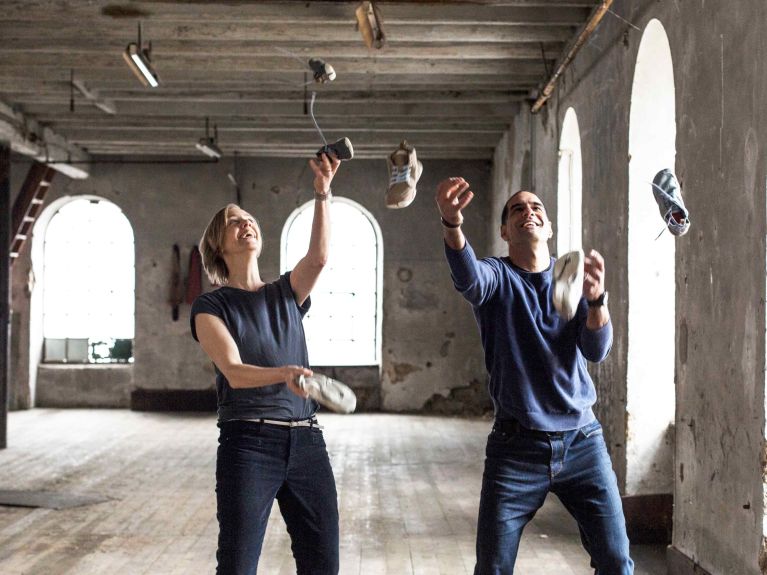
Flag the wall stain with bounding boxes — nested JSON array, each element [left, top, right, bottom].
[[388, 362, 422, 384], [679, 319, 688, 365], [422, 379, 492, 416], [401, 286, 437, 310], [397, 267, 413, 283]]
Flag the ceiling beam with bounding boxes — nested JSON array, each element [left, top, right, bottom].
[[0, 101, 89, 179], [40, 118, 512, 137], [0, 71, 540, 89], [11, 89, 527, 105], [0, 40, 565, 61], [82, 144, 498, 160], [66, 132, 508, 147], [22, 99, 520, 119], [0, 60, 549, 80], [0, 2, 591, 24], [0, 20, 574, 43]]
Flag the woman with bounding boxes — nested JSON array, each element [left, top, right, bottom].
[[190, 152, 341, 574]]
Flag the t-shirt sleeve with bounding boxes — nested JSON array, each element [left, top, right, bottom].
[[190, 293, 225, 341], [279, 271, 311, 317]]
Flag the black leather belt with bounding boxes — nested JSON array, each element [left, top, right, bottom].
[[494, 419, 564, 438]]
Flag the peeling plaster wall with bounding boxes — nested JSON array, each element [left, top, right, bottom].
[[494, 1, 767, 573], [9, 157, 490, 414]]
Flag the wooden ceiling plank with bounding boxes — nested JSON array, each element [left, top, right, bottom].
[[0, 2, 590, 25], [0, 20, 574, 43], [21, 100, 520, 118], [0, 40, 565, 61]]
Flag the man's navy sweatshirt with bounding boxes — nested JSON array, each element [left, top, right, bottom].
[[445, 240, 612, 431]]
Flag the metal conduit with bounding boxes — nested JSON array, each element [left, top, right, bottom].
[[531, 0, 615, 114]]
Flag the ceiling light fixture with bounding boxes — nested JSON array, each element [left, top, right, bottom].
[[355, 1, 386, 50], [122, 22, 159, 88], [195, 117, 222, 159]]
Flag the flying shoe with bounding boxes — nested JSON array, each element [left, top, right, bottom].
[[386, 140, 423, 208], [552, 249, 584, 321], [651, 169, 690, 236]]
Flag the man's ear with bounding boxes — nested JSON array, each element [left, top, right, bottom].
[[500, 224, 508, 241]]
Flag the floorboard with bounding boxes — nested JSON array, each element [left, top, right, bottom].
[[0, 409, 666, 574]]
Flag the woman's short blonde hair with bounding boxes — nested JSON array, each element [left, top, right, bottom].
[[199, 203, 260, 286]]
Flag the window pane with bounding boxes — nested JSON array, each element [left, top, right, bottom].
[[43, 199, 136, 349], [283, 199, 380, 366]]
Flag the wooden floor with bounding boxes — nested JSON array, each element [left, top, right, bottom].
[[0, 410, 666, 574]]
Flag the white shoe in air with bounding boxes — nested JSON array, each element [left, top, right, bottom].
[[552, 249, 584, 321]]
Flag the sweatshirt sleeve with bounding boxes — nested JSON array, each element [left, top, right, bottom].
[[576, 313, 613, 363], [444, 239, 500, 307]]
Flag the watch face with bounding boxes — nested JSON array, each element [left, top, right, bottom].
[[602, 291, 609, 306]]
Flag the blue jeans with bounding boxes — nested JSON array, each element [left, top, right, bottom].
[[475, 419, 634, 575], [216, 420, 339, 575]]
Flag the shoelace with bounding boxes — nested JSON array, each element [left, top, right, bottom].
[[389, 165, 411, 185]]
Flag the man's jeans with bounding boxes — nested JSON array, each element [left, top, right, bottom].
[[475, 419, 634, 575], [216, 420, 339, 575]]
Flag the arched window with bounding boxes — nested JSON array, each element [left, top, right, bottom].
[[627, 18, 676, 495], [557, 107, 583, 255], [42, 198, 135, 363], [281, 197, 382, 366]]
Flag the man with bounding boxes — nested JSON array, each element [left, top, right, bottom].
[[436, 177, 633, 574]]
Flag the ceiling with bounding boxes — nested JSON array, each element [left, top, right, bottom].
[[0, 0, 597, 163]]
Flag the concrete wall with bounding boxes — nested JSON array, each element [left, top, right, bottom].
[[493, 1, 766, 573], [9, 156, 491, 414]]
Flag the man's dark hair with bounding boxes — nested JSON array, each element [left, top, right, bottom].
[[501, 190, 528, 226]]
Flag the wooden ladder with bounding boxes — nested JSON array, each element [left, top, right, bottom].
[[10, 162, 56, 263]]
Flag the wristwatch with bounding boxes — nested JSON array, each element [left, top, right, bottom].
[[587, 291, 609, 307]]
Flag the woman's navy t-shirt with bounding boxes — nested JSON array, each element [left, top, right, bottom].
[[190, 272, 318, 422]]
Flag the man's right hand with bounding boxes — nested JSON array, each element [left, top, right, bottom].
[[435, 177, 474, 226]]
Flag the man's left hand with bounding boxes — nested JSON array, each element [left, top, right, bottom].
[[583, 249, 605, 301]]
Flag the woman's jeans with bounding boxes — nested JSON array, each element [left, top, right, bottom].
[[216, 420, 339, 575], [475, 419, 634, 575]]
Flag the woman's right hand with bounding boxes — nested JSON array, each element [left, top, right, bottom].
[[283, 365, 313, 398]]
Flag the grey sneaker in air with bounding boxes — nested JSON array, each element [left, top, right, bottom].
[[652, 169, 690, 236]]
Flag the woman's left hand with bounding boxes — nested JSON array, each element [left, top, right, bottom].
[[309, 152, 341, 196]]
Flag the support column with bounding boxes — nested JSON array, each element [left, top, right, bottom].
[[0, 142, 10, 448]]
